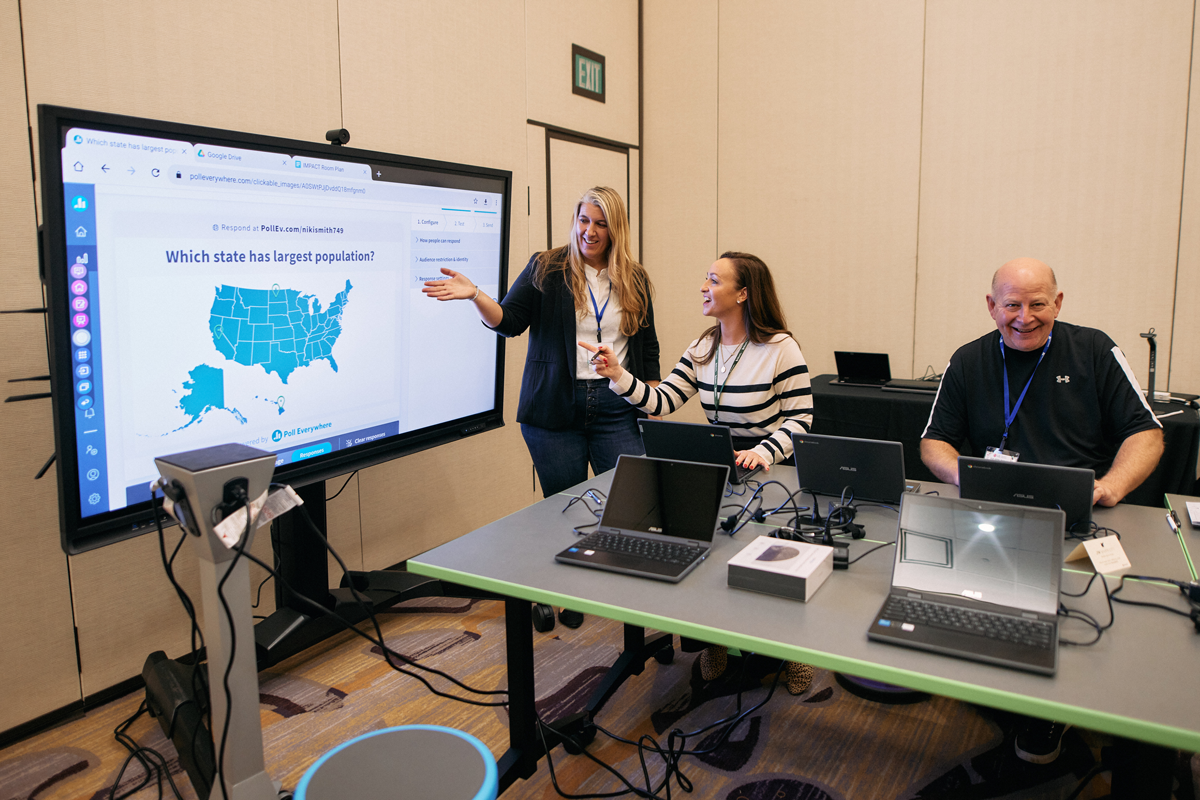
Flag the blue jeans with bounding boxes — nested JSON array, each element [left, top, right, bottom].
[[521, 379, 645, 498]]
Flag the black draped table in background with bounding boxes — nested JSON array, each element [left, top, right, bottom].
[[809, 374, 1200, 505]]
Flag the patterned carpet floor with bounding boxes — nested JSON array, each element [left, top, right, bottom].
[[1, 595, 1196, 800]]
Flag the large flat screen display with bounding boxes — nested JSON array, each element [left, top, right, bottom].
[[39, 106, 510, 554]]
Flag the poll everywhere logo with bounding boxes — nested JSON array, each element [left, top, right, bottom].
[[272, 422, 334, 444]]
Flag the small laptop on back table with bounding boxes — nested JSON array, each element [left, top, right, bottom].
[[834, 351, 891, 387], [554, 455, 729, 583]]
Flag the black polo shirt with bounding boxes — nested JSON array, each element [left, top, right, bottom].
[[922, 321, 1161, 476]]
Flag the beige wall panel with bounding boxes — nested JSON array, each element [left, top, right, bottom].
[[358, 421, 538, 569], [338, 1, 527, 178], [717, 0, 925, 380], [526, 0, 639, 146], [337, 1, 539, 567], [21, 0, 342, 218], [642, 0, 719, 426], [915, 1, 1191, 383], [1172, 13, 1200, 395], [325, 473, 363, 579], [15, 0, 343, 704], [0, 0, 88, 729], [548, 138, 629, 249]]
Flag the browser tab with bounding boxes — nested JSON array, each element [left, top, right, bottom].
[[193, 144, 284, 171], [291, 155, 364, 179]]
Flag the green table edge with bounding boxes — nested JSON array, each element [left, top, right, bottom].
[[409, 559, 1200, 753]]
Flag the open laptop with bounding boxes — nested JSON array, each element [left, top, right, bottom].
[[791, 432, 906, 503], [554, 455, 728, 583], [868, 493, 1065, 675], [834, 351, 891, 387], [639, 419, 762, 484], [958, 456, 1095, 534]]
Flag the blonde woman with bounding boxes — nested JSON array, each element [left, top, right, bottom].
[[423, 186, 659, 499]]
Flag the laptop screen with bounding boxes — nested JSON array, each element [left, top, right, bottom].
[[791, 432, 905, 503], [600, 456, 727, 541], [893, 494, 1064, 616], [958, 457, 1094, 532], [834, 351, 891, 383]]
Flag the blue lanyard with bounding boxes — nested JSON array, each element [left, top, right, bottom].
[[587, 279, 610, 343], [999, 332, 1052, 450]]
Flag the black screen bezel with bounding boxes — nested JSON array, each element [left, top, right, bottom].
[[38, 105, 510, 554]]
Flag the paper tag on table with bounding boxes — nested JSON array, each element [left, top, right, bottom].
[[1065, 536, 1131, 574], [212, 485, 304, 549]]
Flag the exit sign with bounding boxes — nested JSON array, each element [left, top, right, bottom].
[[572, 44, 605, 103]]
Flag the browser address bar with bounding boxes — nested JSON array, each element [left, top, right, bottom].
[[169, 165, 372, 197]]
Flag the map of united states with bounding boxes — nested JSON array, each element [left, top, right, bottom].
[[172, 280, 352, 431], [208, 280, 353, 384]]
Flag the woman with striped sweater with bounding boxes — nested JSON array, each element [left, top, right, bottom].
[[582, 251, 812, 472], [581, 251, 815, 692]]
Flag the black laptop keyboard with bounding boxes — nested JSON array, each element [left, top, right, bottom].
[[881, 596, 1054, 650], [579, 532, 706, 565]]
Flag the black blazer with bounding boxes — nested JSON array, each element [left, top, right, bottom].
[[490, 252, 661, 429]]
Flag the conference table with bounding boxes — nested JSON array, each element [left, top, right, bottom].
[[809, 374, 1200, 505], [409, 470, 1200, 797]]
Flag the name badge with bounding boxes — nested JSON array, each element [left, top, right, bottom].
[[984, 446, 1019, 462]]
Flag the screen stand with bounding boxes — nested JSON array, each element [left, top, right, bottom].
[[252, 481, 448, 669]]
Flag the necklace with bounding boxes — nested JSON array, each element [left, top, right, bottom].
[[719, 342, 741, 373]]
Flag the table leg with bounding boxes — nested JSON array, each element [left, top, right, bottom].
[[1108, 738, 1175, 799], [496, 597, 540, 792]]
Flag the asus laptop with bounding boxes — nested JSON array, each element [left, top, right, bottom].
[[957, 456, 1094, 534], [791, 432, 906, 503], [554, 455, 729, 583], [639, 418, 762, 484], [868, 493, 1065, 675], [834, 351, 891, 387]]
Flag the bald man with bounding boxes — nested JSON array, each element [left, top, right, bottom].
[[921, 258, 1163, 508]]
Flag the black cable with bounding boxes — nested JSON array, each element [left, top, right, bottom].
[[109, 700, 186, 800], [588, 660, 786, 797], [533, 661, 786, 800], [847, 541, 895, 564], [325, 470, 358, 501], [854, 502, 899, 514], [244, 494, 507, 706], [149, 490, 210, 791], [1110, 574, 1196, 618], [1064, 761, 1107, 800], [212, 488, 255, 800], [1058, 572, 1114, 646], [1065, 521, 1121, 541], [722, 480, 810, 536], [563, 493, 604, 534], [293, 499, 506, 702]]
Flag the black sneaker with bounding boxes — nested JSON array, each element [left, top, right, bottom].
[[1014, 719, 1069, 764], [558, 608, 584, 629]]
